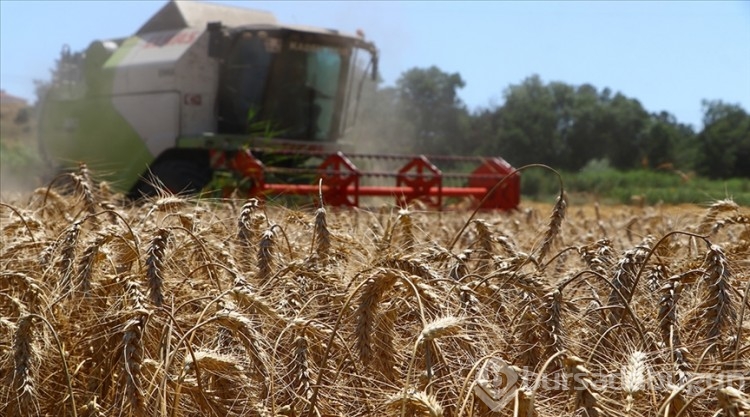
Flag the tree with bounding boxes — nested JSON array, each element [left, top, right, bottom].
[[465, 107, 500, 158], [641, 111, 696, 170], [355, 68, 744, 181], [696, 100, 750, 178], [395, 66, 469, 154], [601, 93, 649, 170], [566, 84, 607, 170], [492, 75, 567, 168], [477, 75, 653, 171]]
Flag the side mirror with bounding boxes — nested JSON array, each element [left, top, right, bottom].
[[207, 22, 226, 59]]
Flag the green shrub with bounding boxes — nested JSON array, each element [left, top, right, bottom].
[[521, 168, 750, 205]]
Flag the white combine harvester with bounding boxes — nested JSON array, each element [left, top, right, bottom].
[[39, 1, 519, 210]]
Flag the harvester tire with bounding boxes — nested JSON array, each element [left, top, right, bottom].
[[129, 152, 212, 199]]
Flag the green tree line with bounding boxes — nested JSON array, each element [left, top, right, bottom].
[[354, 67, 750, 180]]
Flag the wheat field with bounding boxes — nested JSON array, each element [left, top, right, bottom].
[[1, 166, 748, 417]]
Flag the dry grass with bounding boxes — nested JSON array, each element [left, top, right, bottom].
[[0, 178, 749, 417]]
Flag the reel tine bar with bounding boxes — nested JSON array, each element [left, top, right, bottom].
[[224, 149, 519, 210]]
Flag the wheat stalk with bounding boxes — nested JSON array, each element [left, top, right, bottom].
[[515, 388, 537, 417]]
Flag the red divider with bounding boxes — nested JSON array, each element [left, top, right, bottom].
[[224, 149, 519, 210]]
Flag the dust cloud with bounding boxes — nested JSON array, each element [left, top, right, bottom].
[[0, 104, 49, 201]]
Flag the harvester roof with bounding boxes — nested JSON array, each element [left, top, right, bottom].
[[137, 0, 278, 35], [137, 1, 368, 43]]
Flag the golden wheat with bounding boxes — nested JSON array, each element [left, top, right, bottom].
[[0, 175, 748, 417]]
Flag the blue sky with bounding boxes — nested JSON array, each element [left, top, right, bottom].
[[1, 1, 748, 130]]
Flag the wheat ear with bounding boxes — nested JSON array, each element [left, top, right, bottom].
[[564, 355, 602, 417], [183, 350, 246, 379], [77, 233, 113, 296], [145, 228, 170, 307], [291, 330, 311, 400], [121, 314, 147, 417], [578, 238, 615, 277], [11, 314, 38, 417], [658, 280, 691, 386], [698, 198, 739, 235], [539, 289, 566, 369], [515, 388, 537, 417], [211, 309, 269, 379], [622, 350, 647, 413], [231, 276, 286, 324], [237, 198, 266, 249], [537, 191, 566, 263], [607, 238, 652, 325], [418, 316, 464, 383], [58, 220, 83, 292], [75, 162, 97, 214], [355, 270, 399, 365], [472, 219, 494, 272], [396, 208, 416, 251], [385, 390, 444, 417], [256, 228, 275, 283], [697, 244, 737, 354], [716, 387, 750, 417], [312, 206, 331, 259], [373, 301, 400, 380]]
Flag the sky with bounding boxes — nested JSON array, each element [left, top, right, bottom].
[[1, 0, 749, 130]]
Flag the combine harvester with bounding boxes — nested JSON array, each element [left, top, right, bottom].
[[38, 0, 519, 210]]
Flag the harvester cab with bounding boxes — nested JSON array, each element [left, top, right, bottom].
[[207, 22, 377, 141], [38, 1, 519, 210]]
